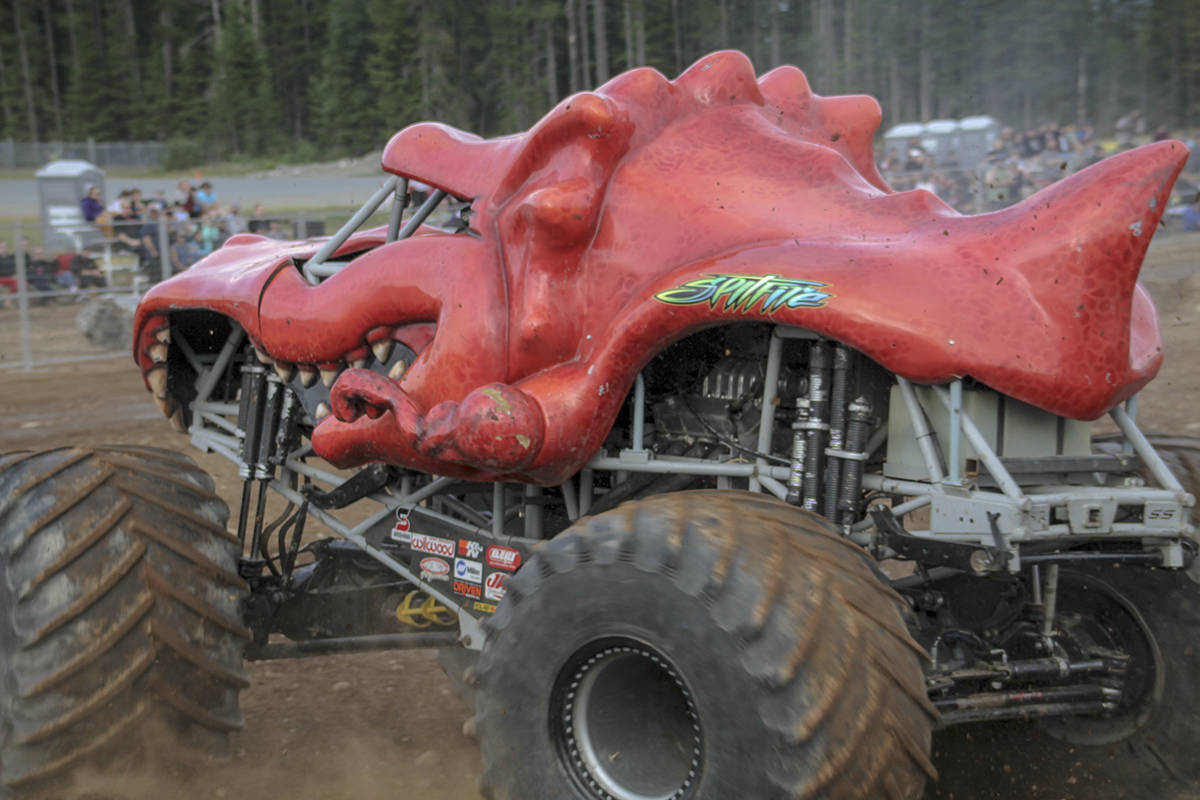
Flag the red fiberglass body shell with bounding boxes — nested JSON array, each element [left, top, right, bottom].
[[134, 51, 1189, 486]]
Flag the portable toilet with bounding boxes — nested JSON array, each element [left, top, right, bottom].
[[883, 116, 1001, 172], [36, 159, 105, 253], [957, 116, 1001, 168], [882, 122, 926, 164], [921, 120, 961, 165]]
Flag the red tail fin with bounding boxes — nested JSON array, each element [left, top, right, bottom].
[[998, 140, 1188, 300]]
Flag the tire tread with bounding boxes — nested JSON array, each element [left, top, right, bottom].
[[477, 489, 937, 800], [0, 448, 248, 797]]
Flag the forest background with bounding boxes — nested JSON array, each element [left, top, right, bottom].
[[2, 0, 1198, 166]]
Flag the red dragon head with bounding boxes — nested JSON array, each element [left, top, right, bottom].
[[135, 51, 1188, 483]]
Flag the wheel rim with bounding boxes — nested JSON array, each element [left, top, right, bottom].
[[553, 638, 702, 800], [1042, 571, 1163, 745]]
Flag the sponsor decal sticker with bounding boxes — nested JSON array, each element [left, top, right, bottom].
[[654, 273, 833, 314], [419, 557, 450, 582], [484, 572, 507, 602], [485, 545, 522, 571], [458, 539, 483, 559], [454, 557, 483, 584], [473, 601, 497, 614], [389, 513, 412, 544], [411, 532, 455, 558], [453, 579, 482, 599]]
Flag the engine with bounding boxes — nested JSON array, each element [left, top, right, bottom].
[[639, 325, 891, 527]]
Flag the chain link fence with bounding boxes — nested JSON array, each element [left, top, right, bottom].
[[0, 214, 331, 370], [1, 139, 168, 170], [0, 155, 1111, 371]]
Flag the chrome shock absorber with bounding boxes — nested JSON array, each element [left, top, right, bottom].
[[801, 341, 832, 511], [823, 344, 853, 519], [837, 397, 873, 527], [786, 398, 810, 504], [235, 361, 269, 548]]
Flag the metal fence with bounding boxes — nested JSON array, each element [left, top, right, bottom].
[[0, 156, 1099, 371], [1, 139, 168, 170], [0, 214, 332, 371]]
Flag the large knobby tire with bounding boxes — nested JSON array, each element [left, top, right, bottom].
[[1042, 565, 1200, 791], [473, 490, 938, 800], [0, 446, 250, 798], [1044, 434, 1200, 791]]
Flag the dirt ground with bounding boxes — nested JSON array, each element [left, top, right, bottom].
[[1, 232, 1199, 799]]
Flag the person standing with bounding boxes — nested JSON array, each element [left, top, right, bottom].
[[139, 206, 166, 279], [0, 239, 16, 306], [195, 181, 217, 212]]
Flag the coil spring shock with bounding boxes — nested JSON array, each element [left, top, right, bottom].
[[837, 397, 873, 527], [801, 341, 832, 511], [823, 344, 854, 519]]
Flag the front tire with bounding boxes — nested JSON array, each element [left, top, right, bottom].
[[473, 491, 938, 800], [0, 447, 250, 798]]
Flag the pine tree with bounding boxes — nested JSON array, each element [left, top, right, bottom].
[[365, 0, 420, 140], [211, 0, 278, 156], [310, 0, 375, 153]]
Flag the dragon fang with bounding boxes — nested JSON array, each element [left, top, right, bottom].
[[654, 273, 833, 314]]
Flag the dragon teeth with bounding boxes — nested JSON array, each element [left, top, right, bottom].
[[147, 342, 168, 364], [314, 402, 331, 421], [274, 362, 296, 382], [153, 393, 177, 418], [154, 327, 171, 345], [371, 339, 393, 364], [387, 359, 408, 381], [255, 347, 274, 365], [350, 357, 369, 369], [320, 367, 341, 387], [298, 366, 318, 387], [168, 407, 187, 433], [146, 367, 167, 396]]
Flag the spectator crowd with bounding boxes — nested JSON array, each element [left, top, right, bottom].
[[875, 118, 1186, 214], [82, 179, 255, 275], [0, 178, 298, 306], [2, 124, 1196, 310], [0, 236, 106, 308]]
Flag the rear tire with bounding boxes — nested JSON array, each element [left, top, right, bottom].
[[0, 447, 250, 798], [473, 490, 938, 800], [1041, 565, 1200, 789], [1043, 434, 1200, 790]]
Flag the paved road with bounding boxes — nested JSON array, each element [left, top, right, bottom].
[[0, 173, 392, 217]]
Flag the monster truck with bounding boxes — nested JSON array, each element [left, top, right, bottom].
[[2, 50, 1196, 799]]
